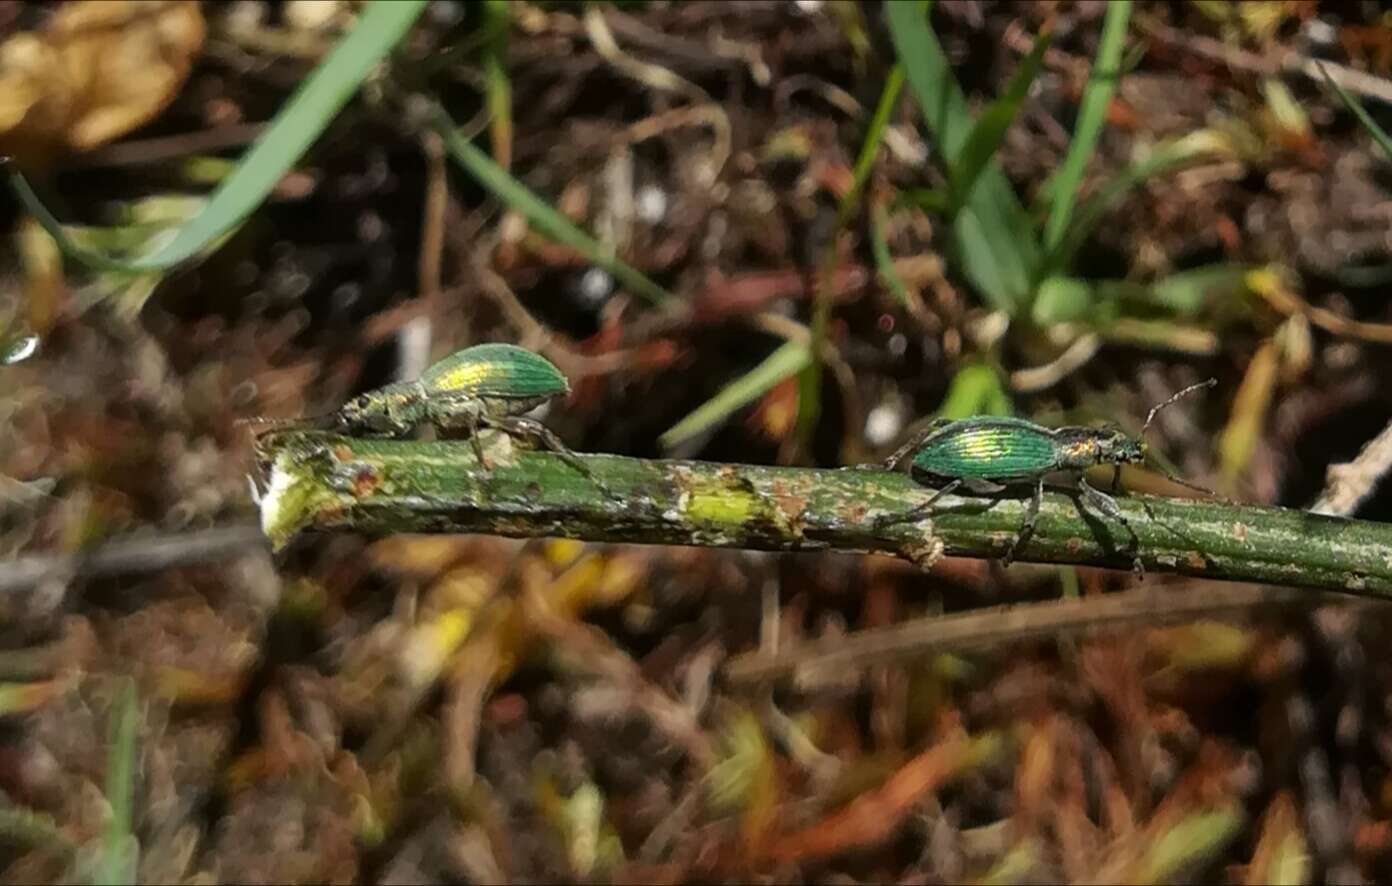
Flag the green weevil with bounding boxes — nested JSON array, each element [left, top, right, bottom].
[[251, 343, 606, 491], [875, 379, 1218, 571]]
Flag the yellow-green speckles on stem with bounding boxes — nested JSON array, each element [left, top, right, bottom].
[[683, 479, 761, 529]]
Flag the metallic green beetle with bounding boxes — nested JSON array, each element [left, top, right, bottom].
[[876, 379, 1217, 570], [258, 343, 605, 490]]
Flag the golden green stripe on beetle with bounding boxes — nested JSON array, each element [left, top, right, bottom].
[[956, 433, 1014, 459], [428, 361, 508, 393]]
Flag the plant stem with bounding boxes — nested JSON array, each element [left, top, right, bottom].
[[255, 430, 1392, 599]]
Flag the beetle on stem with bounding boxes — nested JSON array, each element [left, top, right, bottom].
[[245, 343, 611, 495], [874, 379, 1218, 572]]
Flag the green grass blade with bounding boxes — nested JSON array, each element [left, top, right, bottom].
[[797, 65, 906, 450], [1034, 262, 1252, 327], [6, 0, 429, 274], [431, 108, 675, 307], [870, 206, 912, 307], [1040, 135, 1211, 279], [1319, 63, 1392, 162], [898, 187, 951, 214], [1144, 263, 1255, 317], [885, 0, 1039, 313], [838, 65, 905, 228], [95, 681, 140, 886], [953, 207, 1023, 312], [660, 342, 811, 451], [1031, 275, 1098, 325], [1041, 0, 1132, 251], [483, 0, 513, 169], [938, 363, 1012, 419], [950, 28, 1051, 211]]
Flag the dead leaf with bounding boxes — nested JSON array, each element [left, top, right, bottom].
[[0, 1, 205, 167], [761, 730, 1001, 864], [1218, 338, 1279, 491]]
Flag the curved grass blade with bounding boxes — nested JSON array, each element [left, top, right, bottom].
[[797, 64, 906, 452], [1039, 135, 1211, 280], [660, 341, 811, 451], [482, 0, 513, 170], [94, 680, 140, 886], [1041, 0, 1132, 251], [6, 0, 429, 273], [1319, 62, 1392, 162], [838, 65, 905, 229], [949, 26, 1052, 212], [430, 108, 675, 307], [870, 206, 912, 307]]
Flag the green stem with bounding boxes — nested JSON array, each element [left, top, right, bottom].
[[255, 431, 1392, 599]]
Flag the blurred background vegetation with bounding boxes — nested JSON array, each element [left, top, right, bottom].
[[4, 0, 1392, 882]]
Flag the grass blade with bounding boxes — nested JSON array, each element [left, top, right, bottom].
[[1039, 134, 1213, 280], [870, 206, 912, 307], [898, 187, 951, 214], [938, 363, 1012, 419], [838, 65, 905, 228], [1030, 275, 1098, 325], [660, 342, 811, 451], [483, 0, 514, 170], [7, 0, 429, 273], [431, 108, 675, 307], [797, 65, 906, 450], [95, 681, 140, 886], [1041, 0, 1133, 251], [950, 27, 1052, 211], [885, 0, 1039, 313], [1319, 62, 1392, 162]]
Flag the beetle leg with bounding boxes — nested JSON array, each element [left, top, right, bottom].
[[485, 416, 618, 500], [961, 478, 1007, 495], [882, 418, 953, 472], [468, 417, 492, 475], [874, 479, 963, 528], [1002, 477, 1044, 567], [422, 396, 492, 471], [1078, 476, 1143, 575], [445, 405, 491, 475], [882, 432, 929, 472]]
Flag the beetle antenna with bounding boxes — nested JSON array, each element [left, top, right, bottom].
[[1152, 470, 1221, 498], [1140, 377, 1217, 437], [234, 411, 336, 433], [1137, 377, 1220, 498]]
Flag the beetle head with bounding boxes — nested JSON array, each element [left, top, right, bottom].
[[1094, 426, 1147, 465], [336, 393, 380, 428], [336, 387, 412, 435]]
